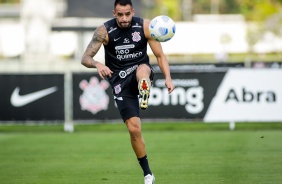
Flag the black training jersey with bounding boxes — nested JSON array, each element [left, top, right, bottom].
[[103, 17, 149, 75]]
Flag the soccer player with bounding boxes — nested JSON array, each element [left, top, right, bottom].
[[81, 0, 175, 183]]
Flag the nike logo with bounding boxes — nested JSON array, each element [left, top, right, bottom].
[[114, 37, 121, 41], [10, 87, 58, 107], [114, 96, 123, 101]]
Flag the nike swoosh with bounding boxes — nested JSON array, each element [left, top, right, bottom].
[[114, 96, 123, 101], [114, 37, 121, 41], [10, 86, 58, 107]]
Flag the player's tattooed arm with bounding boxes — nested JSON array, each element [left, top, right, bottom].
[[81, 25, 113, 79], [81, 25, 107, 68]]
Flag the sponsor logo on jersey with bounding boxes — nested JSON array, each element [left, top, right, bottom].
[[132, 23, 142, 28], [115, 44, 142, 61], [115, 44, 135, 50], [116, 51, 143, 61], [123, 38, 130, 43], [108, 27, 117, 34]]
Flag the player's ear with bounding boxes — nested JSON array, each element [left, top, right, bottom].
[[132, 8, 135, 16], [113, 10, 116, 17]]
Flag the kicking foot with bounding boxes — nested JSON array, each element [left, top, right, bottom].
[[139, 78, 150, 110]]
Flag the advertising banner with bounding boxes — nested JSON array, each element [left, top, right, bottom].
[[204, 69, 282, 122], [73, 69, 282, 122], [0, 74, 64, 121], [2, 69, 280, 123], [72, 73, 120, 121], [72, 72, 225, 120], [141, 72, 225, 119]]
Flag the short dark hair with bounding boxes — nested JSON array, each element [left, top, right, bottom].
[[114, 0, 132, 8]]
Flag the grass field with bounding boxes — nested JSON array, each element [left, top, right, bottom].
[[1, 122, 282, 184]]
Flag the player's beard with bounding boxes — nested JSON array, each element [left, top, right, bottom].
[[117, 20, 131, 29]]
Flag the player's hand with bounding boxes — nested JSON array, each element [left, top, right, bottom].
[[165, 79, 175, 94], [95, 62, 113, 79]]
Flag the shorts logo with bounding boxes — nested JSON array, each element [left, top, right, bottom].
[[119, 71, 127, 78], [79, 77, 110, 114], [132, 31, 141, 42], [114, 84, 122, 94]]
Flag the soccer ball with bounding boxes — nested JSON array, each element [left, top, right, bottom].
[[149, 15, 176, 42]]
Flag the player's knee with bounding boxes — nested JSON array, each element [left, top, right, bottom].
[[137, 64, 150, 75], [126, 119, 142, 137], [128, 125, 141, 137]]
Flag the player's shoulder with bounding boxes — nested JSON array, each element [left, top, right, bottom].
[[142, 19, 151, 38], [103, 18, 119, 34], [143, 19, 151, 27], [131, 16, 146, 24], [97, 18, 115, 32], [92, 24, 108, 44], [104, 18, 116, 25], [132, 17, 149, 28], [95, 24, 107, 34]]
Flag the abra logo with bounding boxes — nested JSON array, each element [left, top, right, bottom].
[[225, 88, 276, 103], [79, 77, 110, 114], [132, 31, 141, 42]]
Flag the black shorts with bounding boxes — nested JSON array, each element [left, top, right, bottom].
[[111, 65, 154, 122], [115, 95, 140, 122]]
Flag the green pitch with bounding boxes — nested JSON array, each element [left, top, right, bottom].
[[0, 122, 282, 184]]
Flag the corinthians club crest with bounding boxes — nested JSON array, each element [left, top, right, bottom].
[[79, 77, 110, 114]]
